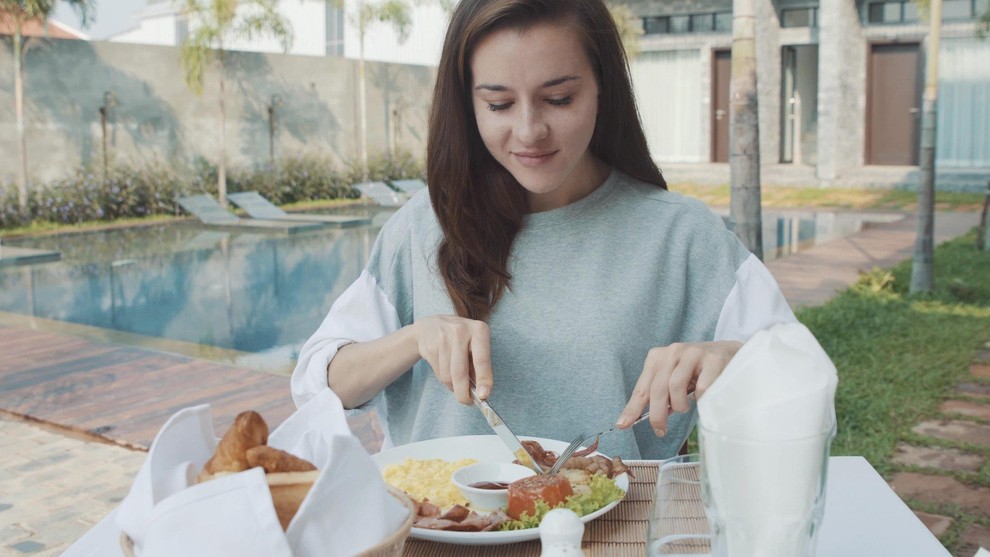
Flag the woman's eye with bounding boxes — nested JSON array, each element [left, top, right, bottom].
[[487, 102, 511, 112], [548, 96, 573, 106]]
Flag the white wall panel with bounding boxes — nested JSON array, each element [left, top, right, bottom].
[[630, 49, 703, 163], [937, 37, 990, 167], [109, 15, 177, 46], [343, 1, 450, 67]]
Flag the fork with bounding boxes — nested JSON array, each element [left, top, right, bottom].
[[547, 391, 697, 475], [547, 411, 650, 475]]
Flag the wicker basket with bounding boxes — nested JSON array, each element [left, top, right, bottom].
[[120, 485, 416, 557], [356, 486, 417, 557]]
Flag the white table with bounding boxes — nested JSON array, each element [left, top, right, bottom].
[[817, 456, 948, 556], [62, 456, 948, 557]]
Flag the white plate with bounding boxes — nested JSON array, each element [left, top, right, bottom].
[[371, 435, 628, 545]]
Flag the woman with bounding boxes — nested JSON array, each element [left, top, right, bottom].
[[292, 0, 795, 459]]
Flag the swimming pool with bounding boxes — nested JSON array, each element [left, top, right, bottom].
[[0, 208, 898, 374]]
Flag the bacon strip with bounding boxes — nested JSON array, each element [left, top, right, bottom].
[[415, 498, 441, 518], [410, 499, 510, 531], [518, 440, 631, 479]]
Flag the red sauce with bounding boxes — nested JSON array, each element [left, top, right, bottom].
[[468, 481, 511, 490]]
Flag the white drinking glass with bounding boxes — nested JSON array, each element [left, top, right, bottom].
[[698, 422, 836, 557], [646, 454, 712, 556]]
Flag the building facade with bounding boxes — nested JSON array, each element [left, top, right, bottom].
[[621, 0, 990, 187], [40, 0, 990, 189], [105, 0, 448, 67]]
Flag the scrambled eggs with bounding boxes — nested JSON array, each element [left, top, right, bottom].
[[382, 458, 478, 508]]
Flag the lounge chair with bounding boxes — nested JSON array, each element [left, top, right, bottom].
[[389, 179, 427, 195], [353, 181, 407, 207], [227, 191, 371, 228], [176, 194, 323, 234], [0, 245, 61, 267]]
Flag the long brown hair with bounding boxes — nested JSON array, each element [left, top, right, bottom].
[[427, 0, 665, 320]]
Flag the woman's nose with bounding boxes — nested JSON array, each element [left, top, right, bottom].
[[514, 105, 549, 144]]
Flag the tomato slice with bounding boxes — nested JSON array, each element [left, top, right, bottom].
[[506, 474, 573, 520]]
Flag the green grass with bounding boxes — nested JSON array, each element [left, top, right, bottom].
[[672, 183, 987, 212], [0, 198, 367, 238], [0, 214, 185, 238], [796, 231, 990, 555], [797, 233, 990, 478]]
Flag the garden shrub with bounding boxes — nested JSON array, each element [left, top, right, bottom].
[[0, 149, 424, 230]]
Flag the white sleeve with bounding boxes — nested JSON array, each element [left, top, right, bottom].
[[714, 254, 797, 342], [290, 269, 403, 409]]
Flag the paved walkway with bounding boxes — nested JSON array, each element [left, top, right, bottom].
[[0, 209, 985, 556], [766, 210, 980, 308]]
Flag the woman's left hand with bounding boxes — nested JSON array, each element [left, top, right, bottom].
[[616, 340, 742, 437]]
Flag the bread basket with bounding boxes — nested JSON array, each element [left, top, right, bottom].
[[356, 486, 417, 557], [120, 482, 416, 556]]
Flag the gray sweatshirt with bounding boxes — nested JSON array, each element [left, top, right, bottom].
[[292, 169, 795, 459]]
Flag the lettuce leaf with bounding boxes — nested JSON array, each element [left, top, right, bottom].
[[498, 473, 625, 531]]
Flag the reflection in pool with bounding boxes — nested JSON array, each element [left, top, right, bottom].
[[0, 209, 897, 373]]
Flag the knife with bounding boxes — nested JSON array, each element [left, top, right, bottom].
[[470, 387, 546, 474]]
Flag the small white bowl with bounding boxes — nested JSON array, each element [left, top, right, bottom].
[[451, 462, 536, 512]]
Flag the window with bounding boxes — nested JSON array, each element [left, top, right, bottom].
[[175, 18, 188, 43], [868, 2, 899, 23], [325, 5, 344, 56], [643, 11, 732, 35], [781, 7, 818, 28], [903, 2, 919, 20], [690, 13, 714, 32], [643, 16, 669, 34], [868, 0, 984, 23], [714, 12, 733, 32], [943, 0, 973, 19], [670, 15, 690, 33]]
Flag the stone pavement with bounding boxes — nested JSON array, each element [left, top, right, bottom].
[[889, 343, 990, 557], [0, 418, 145, 557], [0, 209, 986, 556]]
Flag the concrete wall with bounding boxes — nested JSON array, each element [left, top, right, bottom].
[[755, 0, 783, 165], [816, 0, 866, 182], [0, 38, 436, 185]]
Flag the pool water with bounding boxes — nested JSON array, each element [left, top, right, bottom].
[[0, 209, 897, 373]]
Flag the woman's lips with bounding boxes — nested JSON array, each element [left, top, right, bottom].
[[513, 150, 558, 167]]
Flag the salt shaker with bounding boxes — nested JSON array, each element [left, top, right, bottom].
[[539, 508, 585, 556]]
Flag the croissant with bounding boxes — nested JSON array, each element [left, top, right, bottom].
[[198, 410, 269, 481], [246, 445, 318, 473], [196, 410, 318, 530]]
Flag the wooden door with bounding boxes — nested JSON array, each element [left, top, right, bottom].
[[866, 43, 922, 165], [711, 49, 731, 163]]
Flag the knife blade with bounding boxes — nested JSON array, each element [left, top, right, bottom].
[[470, 387, 546, 474]]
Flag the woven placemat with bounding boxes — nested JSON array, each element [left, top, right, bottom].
[[403, 463, 676, 556]]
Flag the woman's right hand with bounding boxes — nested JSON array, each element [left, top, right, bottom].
[[414, 315, 494, 405]]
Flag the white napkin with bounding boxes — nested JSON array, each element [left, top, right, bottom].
[[116, 388, 409, 556], [697, 322, 838, 557]]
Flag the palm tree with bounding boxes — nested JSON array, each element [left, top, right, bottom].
[[345, 0, 414, 181], [180, 0, 293, 207], [1, 0, 92, 214], [729, 0, 763, 259], [608, 3, 643, 58], [910, 0, 942, 293], [340, 0, 632, 180]]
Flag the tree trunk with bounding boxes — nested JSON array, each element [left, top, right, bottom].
[[13, 28, 29, 214], [984, 184, 990, 251], [218, 52, 228, 208], [910, 0, 941, 293], [729, 0, 763, 260], [358, 20, 369, 182]]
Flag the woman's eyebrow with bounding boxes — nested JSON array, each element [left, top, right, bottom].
[[473, 75, 581, 92], [542, 75, 580, 88]]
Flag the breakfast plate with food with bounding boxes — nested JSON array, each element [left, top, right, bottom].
[[371, 435, 629, 545]]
